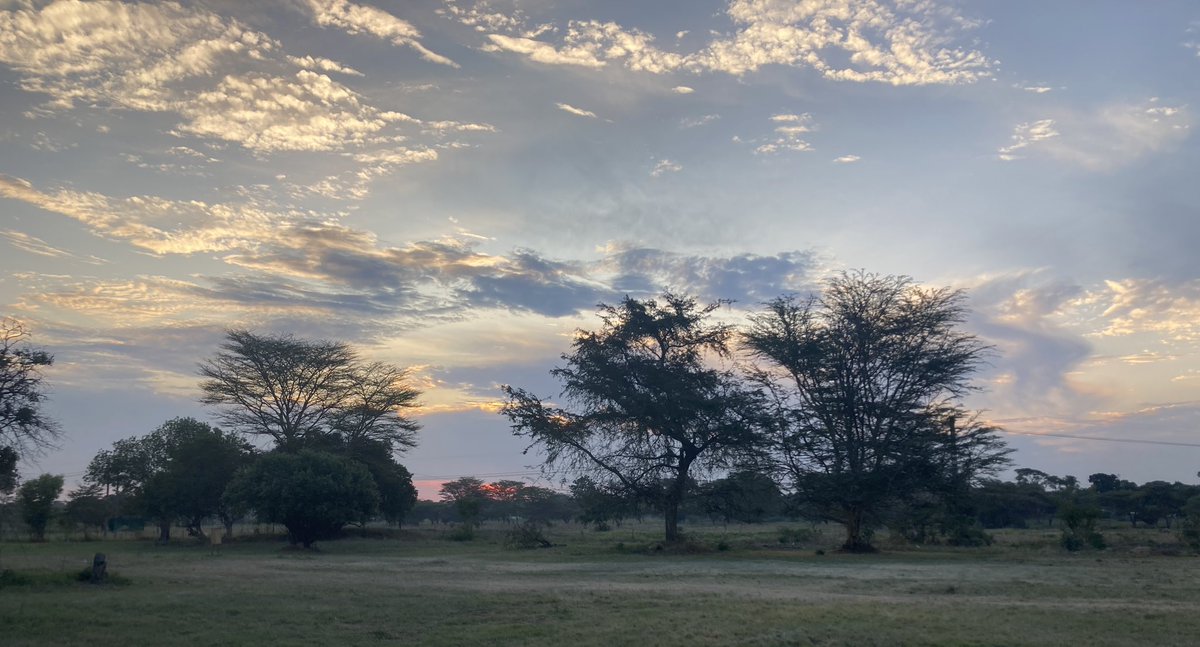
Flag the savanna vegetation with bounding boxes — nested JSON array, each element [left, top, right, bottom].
[[2, 274, 1198, 646]]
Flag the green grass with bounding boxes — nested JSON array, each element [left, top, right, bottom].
[[1, 522, 1198, 646]]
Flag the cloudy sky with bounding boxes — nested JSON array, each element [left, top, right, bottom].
[[2, 0, 1198, 496]]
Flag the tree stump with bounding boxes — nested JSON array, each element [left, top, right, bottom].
[[91, 553, 107, 583]]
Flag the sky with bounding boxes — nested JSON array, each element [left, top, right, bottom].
[[1, 0, 1198, 498]]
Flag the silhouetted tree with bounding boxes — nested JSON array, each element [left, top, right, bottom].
[[1, 318, 60, 458], [18, 473, 63, 541], [440, 477, 486, 527], [503, 294, 765, 543], [199, 330, 419, 452], [1088, 473, 1135, 494], [350, 439, 417, 526], [223, 450, 378, 548], [151, 418, 254, 539], [85, 418, 252, 541], [65, 482, 110, 539], [0, 445, 17, 495], [744, 272, 1010, 551]]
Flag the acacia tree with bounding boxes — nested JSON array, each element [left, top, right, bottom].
[[198, 330, 420, 453], [744, 272, 1010, 551], [199, 330, 359, 450], [1, 318, 60, 458], [503, 293, 764, 543]]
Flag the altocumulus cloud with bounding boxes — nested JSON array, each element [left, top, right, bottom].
[[465, 0, 992, 85]]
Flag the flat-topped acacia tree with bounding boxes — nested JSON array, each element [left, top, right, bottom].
[[198, 329, 420, 454], [502, 293, 765, 543]]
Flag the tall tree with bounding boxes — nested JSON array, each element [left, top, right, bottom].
[[0, 445, 17, 495], [503, 293, 764, 543], [199, 330, 359, 449], [85, 418, 252, 541], [198, 330, 420, 453], [18, 473, 63, 541], [149, 418, 254, 539], [744, 272, 1010, 551], [0, 318, 60, 457], [223, 450, 378, 548]]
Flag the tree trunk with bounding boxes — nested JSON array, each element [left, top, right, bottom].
[[223, 518, 235, 540], [841, 507, 875, 552], [157, 521, 171, 543], [664, 496, 680, 543]]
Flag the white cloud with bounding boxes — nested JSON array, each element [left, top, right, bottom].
[[0, 229, 107, 264], [755, 112, 816, 154], [0, 1, 492, 199], [997, 119, 1059, 161], [1023, 86, 1054, 93], [287, 54, 364, 77], [832, 155, 860, 164], [1081, 279, 1200, 342], [650, 159, 682, 177], [680, 114, 719, 128], [672, 85, 695, 94], [998, 100, 1191, 169], [485, 34, 605, 67], [179, 71, 402, 152], [0, 0, 266, 112], [300, 0, 457, 67], [477, 0, 991, 85], [555, 102, 597, 118]]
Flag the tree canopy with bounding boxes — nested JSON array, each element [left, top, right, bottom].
[[18, 473, 63, 541], [85, 417, 252, 541], [0, 318, 59, 458], [503, 293, 765, 543], [223, 450, 379, 548], [199, 329, 419, 453], [744, 272, 1010, 551]]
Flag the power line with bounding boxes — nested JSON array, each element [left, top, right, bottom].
[[999, 429, 1200, 448]]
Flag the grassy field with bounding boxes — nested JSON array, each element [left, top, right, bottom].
[[1, 522, 1198, 646]]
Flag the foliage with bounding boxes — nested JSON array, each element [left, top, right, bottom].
[[445, 524, 475, 541], [0, 445, 17, 495], [85, 418, 252, 541], [199, 329, 419, 452], [348, 441, 417, 525], [223, 450, 379, 548], [744, 272, 1010, 551], [0, 318, 60, 458], [573, 477, 615, 526], [701, 470, 784, 524], [503, 519, 552, 549], [1058, 503, 1104, 551], [503, 293, 765, 543], [65, 482, 110, 539], [1178, 495, 1200, 552], [18, 473, 63, 541], [439, 476, 486, 527], [970, 478, 1056, 528], [777, 526, 817, 545]]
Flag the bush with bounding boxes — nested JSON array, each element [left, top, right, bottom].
[[1059, 504, 1104, 552], [446, 524, 475, 542], [945, 525, 994, 547], [1176, 495, 1200, 553], [778, 526, 815, 545], [223, 450, 378, 548], [504, 520, 551, 549]]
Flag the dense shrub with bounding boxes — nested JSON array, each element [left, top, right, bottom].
[[223, 450, 378, 548]]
